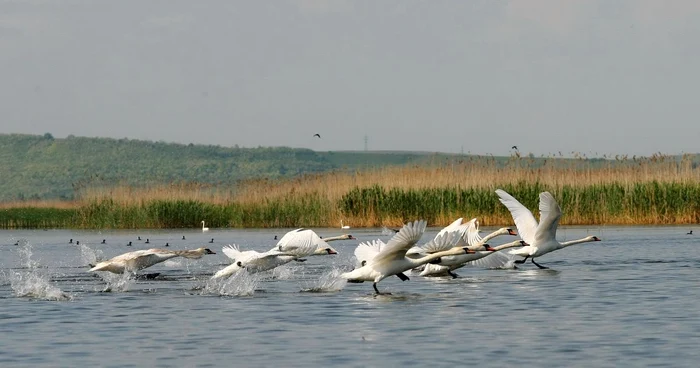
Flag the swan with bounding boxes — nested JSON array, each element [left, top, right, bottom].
[[268, 228, 342, 256], [212, 228, 318, 279], [340, 220, 475, 294], [341, 220, 350, 229], [88, 247, 216, 274], [496, 189, 601, 269], [310, 233, 355, 255], [201, 221, 209, 232], [418, 239, 528, 277]]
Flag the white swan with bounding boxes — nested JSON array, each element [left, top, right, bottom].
[[212, 228, 318, 279], [496, 189, 601, 269], [418, 239, 528, 277], [270, 228, 348, 256], [88, 247, 216, 274], [340, 220, 475, 294], [341, 220, 350, 229], [310, 233, 355, 255], [201, 221, 209, 232]]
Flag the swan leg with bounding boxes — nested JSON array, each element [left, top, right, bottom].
[[447, 270, 459, 279], [531, 258, 548, 269], [372, 283, 391, 295], [514, 256, 529, 264], [395, 272, 410, 281]]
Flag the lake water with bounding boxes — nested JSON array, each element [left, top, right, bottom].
[[1, 226, 699, 367]]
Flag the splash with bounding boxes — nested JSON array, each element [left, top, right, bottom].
[[97, 272, 134, 293], [7, 242, 72, 301], [271, 264, 304, 280], [163, 259, 183, 268], [76, 242, 103, 267], [301, 268, 347, 292], [204, 270, 260, 297], [7, 270, 72, 301]]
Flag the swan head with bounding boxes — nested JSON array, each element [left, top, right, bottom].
[[483, 243, 496, 251], [323, 247, 338, 255], [342, 234, 356, 240], [197, 247, 216, 254], [462, 247, 476, 254], [590, 236, 602, 242], [505, 228, 517, 236], [313, 246, 338, 255]]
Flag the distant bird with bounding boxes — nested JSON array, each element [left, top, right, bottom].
[[688, 230, 693, 235], [145, 239, 150, 244], [13, 241, 19, 246], [138, 236, 142, 241], [182, 236, 186, 240], [89, 247, 216, 274], [76, 241, 80, 245], [127, 241, 132, 246], [313, 133, 321, 138], [69, 239, 73, 244], [165, 242, 169, 247], [274, 235, 278, 240], [201, 221, 209, 232], [511, 145, 518, 150], [209, 238, 214, 243], [341, 220, 350, 229], [101, 239, 106, 244]]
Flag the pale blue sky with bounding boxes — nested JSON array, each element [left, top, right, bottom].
[[1, 0, 699, 156]]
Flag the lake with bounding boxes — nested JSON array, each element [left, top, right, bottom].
[[1, 226, 699, 367]]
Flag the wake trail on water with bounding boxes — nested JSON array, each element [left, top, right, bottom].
[[5, 242, 72, 301]]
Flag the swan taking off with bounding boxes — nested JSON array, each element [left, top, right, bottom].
[[88, 247, 216, 274], [341, 220, 475, 294], [212, 228, 319, 279], [201, 221, 209, 232], [495, 189, 601, 269]]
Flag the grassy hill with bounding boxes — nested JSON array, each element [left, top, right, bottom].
[[0, 133, 465, 201]]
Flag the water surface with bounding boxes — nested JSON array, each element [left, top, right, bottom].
[[1, 226, 699, 367]]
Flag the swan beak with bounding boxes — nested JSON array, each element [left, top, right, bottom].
[[483, 244, 496, 251], [507, 229, 517, 236], [348, 235, 356, 239], [593, 236, 602, 241], [520, 241, 529, 246], [326, 249, 338, 255]]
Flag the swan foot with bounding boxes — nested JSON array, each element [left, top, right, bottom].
[[395, 272, 410, 281], [372, 283, 391, 295], [514, 256, 529, 264], [531, 259, 548, 269], [447, 270, 459, 279]]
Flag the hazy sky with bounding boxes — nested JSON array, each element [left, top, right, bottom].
[[1, 0, 699, 156]]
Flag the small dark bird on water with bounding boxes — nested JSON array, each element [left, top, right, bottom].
[[511, 145, 518, 150], [313, 133, 321, 138], [145, 238, 150, 244], [138, 236, 142, 241], [182, 236, 186, 240], [688, 230, 693, 235], [76, 241, 80, 245], [14, 241, 19, 246], [69, 239, 73, 244], [127, 241, 132, 246], [165, 242, 169, 247], [209, 238, 214, 243], [101, 239, 106, 244], [274, 235, 277, 240]]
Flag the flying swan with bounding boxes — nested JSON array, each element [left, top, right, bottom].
[[495, 189, 601, 269], [88, 247, 216, 274]]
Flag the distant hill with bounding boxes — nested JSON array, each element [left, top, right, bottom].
[[0, 133, 466, 201]]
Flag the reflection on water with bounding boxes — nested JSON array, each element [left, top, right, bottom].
[[1, 226, 699, 367]]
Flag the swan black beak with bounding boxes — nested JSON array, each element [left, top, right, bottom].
[[507, 228, 517, 236]]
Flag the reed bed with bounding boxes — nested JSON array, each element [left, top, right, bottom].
[[1, 154, 699, 229]]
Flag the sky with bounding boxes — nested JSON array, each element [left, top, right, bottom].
[[1, 0, 699, 157]]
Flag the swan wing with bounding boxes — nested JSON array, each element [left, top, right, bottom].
[[354, 239, 385, 268], [372, 220, 427, 264], [534, 191, 562, 244], [419, 230, 461, 253], [437, 217, 471, 247], [276, 229, 318, 257], [495, 189, 538, 244], [222, 244, 260, 263], [463, 251, 516, 269], [465, 218, 483, 246]]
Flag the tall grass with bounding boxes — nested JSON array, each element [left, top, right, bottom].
[[1, 154, 699, 228]]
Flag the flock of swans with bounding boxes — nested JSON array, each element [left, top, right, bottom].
[[86, 189, 602, 294]]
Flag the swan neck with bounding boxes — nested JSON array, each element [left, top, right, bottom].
[[410, 248, 464, 266], [559, 237, 594, 248]]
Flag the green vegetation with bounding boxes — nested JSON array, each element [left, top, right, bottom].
[[0, 133, 469, 201]]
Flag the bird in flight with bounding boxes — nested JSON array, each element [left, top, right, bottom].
[[313, 133, 321, 138], [511, 145, 518, 150]]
